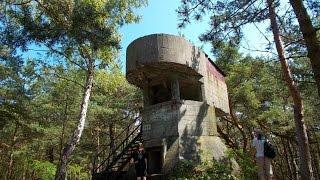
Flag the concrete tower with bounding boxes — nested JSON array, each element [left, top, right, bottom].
[[126, 34, 231, 175]]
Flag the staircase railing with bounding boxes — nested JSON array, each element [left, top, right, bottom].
[[104, 125, 142, 172], [92, 115, 142, 174]]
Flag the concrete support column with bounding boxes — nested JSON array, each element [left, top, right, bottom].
[[143, 82, 150, 106], [170, 75, 180, 100], [199, 78, 206, 102]]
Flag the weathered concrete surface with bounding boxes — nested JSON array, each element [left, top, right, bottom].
[[205, 60, 230, 114], [126, 34, 229, 114], [142, 101, 179, 141], [126, 34, 233, 174], [126, 34, 206, 76], [141, 99, 230, 173]]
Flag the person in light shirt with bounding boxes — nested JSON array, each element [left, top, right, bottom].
[[252, 129, 273, 180]]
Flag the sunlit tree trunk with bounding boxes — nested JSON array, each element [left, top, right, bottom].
[[289, 0, 320, 98], [109, 123, 116, 160], [217, 124, 237, 148], [282, 138, 293, 179], [59, 95, 68, 158], [55, 58, 94, 180], [229, 99, 247, 152], [288, 140, 299, 180], [95, 128, 100, 172], [267, 0, 313, 179], [6, 123, 18, 180], [309, 132, 320, 180]]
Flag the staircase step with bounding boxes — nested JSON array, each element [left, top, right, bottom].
[[93, 130, 142, 177]]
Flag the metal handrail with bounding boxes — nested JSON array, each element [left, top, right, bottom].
[[95, 123, 141, 172], [93, 117, 141, 173], [94, 115, 138, 157], [93, 115, 139, 162], [104, 128, 142, 171]]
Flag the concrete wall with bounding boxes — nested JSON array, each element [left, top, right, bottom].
[[178, 100, 218, 161], [142, 101, 179, 144], [126, 34, 230, 114], [141, 100, 221, 170], [178, 100, 217, 137], [126, 34, 234, 174], [205, 60, 230, 114], [126, 34, 206, 76]]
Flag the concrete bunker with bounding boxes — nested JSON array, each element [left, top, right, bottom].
[[126, 34, 231, 175]]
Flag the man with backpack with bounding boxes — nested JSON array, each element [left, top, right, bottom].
[[252, 129, 274, 180]]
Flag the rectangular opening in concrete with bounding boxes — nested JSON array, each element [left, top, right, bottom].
[[150, 83, 171, 105], [146, 147, 163, 174], [179, 80, 202, 101]]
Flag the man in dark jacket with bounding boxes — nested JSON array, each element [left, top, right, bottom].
[[133, 143, 147, 180]]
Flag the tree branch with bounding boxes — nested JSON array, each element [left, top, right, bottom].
[[54, 73, 85, 88], [13, 0, 32, 5], [240, 44, 278, 56], [253, 22, 273, 45], [47, 46, 86, 70]]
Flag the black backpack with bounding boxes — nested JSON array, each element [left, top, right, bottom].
[[264, 140, 276, 159]]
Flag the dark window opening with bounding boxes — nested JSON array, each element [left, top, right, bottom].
[[180, 81, 202, 101], [150, 83, 171, 105]]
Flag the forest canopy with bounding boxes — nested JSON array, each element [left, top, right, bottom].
[[1, 0, 320, 179]]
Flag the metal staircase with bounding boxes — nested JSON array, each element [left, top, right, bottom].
[[92, 118, 142, 180]]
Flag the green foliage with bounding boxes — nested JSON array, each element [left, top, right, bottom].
[[213, 44, 320, 179], [67, 164, 89, 180], [169, 160, 238, 180], [177, 0, 269, 54], [1, 0, 146, 177], [226, 150, 257, 180], [31, 160, 56, 180]]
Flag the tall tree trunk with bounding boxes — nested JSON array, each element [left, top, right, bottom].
[[282, 138, 293, 179], [229, 99, 247, 152], [288, 140, 299, 180], [217, 124, 237, 148], [7, 152, 14, 180], [289, 0, 320, 98], [7, 122, 18, 180], [266, 0, 314, 179], [55, 59, 94, 180], [59, 95, 68, 161], [109, 123, 116, 160], [94, 128, 100, 172], [309, 131, 320, 180]]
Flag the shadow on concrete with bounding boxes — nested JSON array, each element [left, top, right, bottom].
[[179, 102, 209, 162]]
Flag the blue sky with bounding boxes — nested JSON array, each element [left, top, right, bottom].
[[119, 0, 212, 63], [119, 0, 273, 68], [21, 0, 272, 68]]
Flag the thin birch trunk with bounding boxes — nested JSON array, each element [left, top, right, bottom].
[[55, 58, 94, 180], [266, 0, 313, 179]]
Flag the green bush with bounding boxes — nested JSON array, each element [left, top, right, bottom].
[[67, 163, 90, 180], [31, 160, 56, 180], [168, 149, 257, 180], [226, 149, 257, 179], [169, 160, 238, 180]]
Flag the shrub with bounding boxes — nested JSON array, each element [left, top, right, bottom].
[[168, 160, 238, 180]]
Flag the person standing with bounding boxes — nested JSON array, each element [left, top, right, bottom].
[[133, 143, 147, 180], [252, 129, 273, 180]]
